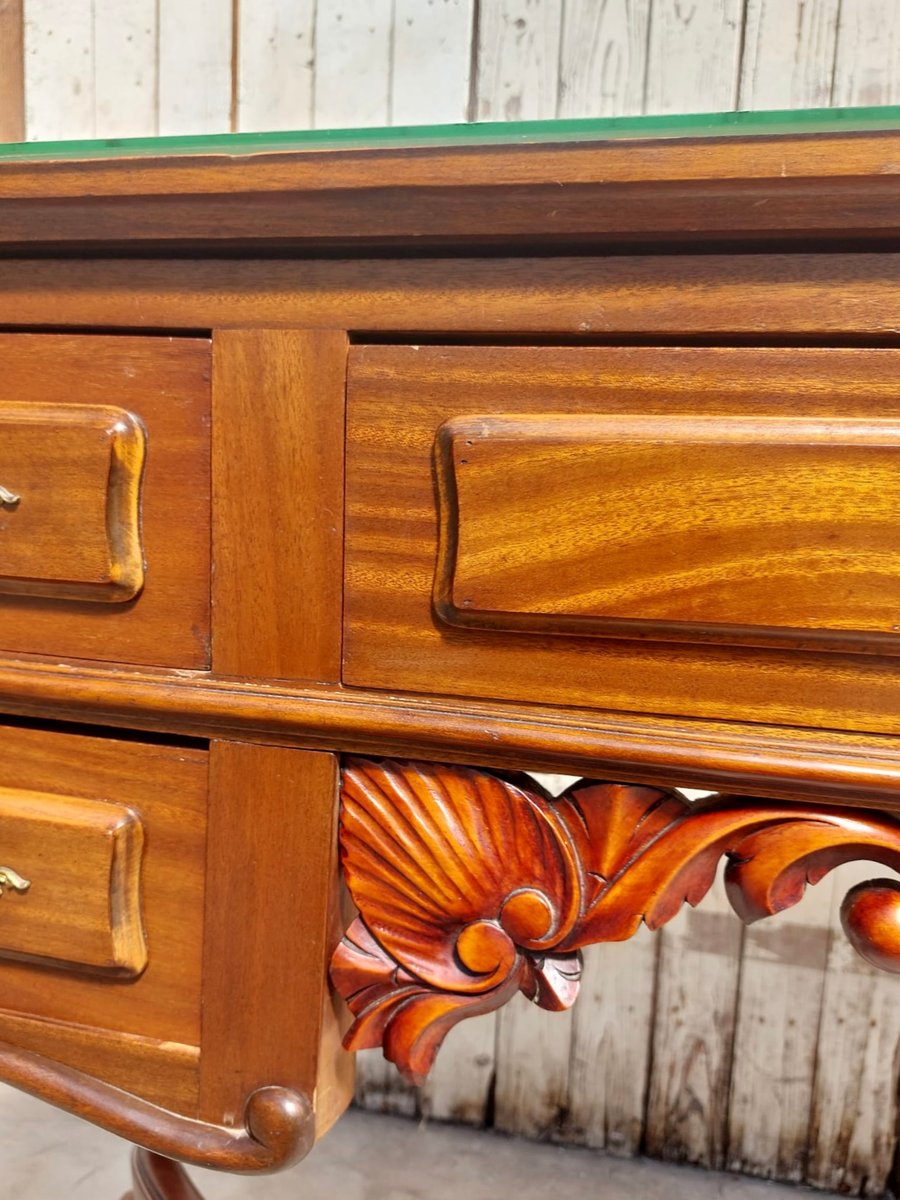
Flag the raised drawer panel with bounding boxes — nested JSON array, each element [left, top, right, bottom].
[[0, 334, 210, 669], [0, 401, 145, 603], [0, 722, 206, 1047], [344, 344, 900, 734], [435, 413, 900, 652], [0, 786, 145, 976]]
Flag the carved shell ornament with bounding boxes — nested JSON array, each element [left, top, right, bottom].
[[330, 758, 900, 1085]]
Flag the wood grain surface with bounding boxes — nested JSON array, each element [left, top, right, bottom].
[[0, 400, 145, 603], [5, 131, 900, 251], [0, 722, 206, 1050], [1, 255, 900, 337], [211, 330, 348, 683], [345, 343, 900, 734], [0, 785, 145, 975], [331, 758, 900, 1085], [0, 335, 210, 669], [2, 655, 900, 805], [434, 412, 900, 652], [199, 743, 351, 1133]]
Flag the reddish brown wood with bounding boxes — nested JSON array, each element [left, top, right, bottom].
[[212, 330, 348, 682], [0, 722, 205, 1100], [433, 412, 900, 653], [331, 759, 900, 1085], [3, 129, 900, 251], [0, 786, 146, 976], [0, 0, 24, 144], [0, 255, 898, 338], [345, 343, 900, 735], [0, 335, 211, 669], [126, 1149, 203, 1200], [1, 656, 900, 807], [199, 744, 351, 1132], [0, 1038, 311, 1172]]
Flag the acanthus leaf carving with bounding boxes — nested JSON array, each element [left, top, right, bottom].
[[330, 759, 900, 1086]]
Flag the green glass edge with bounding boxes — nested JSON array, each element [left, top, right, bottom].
[[1, 104, 900, 162]]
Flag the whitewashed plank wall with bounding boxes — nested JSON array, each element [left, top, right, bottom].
[[18, 2, 900, 1195]]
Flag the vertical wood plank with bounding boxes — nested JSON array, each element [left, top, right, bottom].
[[726, 875, 835, 1182], [494, 993, 573, 1138], [832, 0, 900, 106], [558, 0, 650, 119], [158, 0, 232, 135], [806, 863, 900, 1197], [565, 935, 656, 1154], [199, 744, 351, 1127], [645, 871, 743, 1169], [0, 0, 24, 141], [475, 0, 564, 122], [391, 0, 475, 125], [353, 1049, 418, 1118], [645, 0, 745, 115], [739, 0, 839, 110], [236, 0, 315, 132], [93, 0, 157, 138], [24, 0, 94, 140], [313, 0, 394, 129], [212, 330, 348, 683], [421, 1012, 497, 1125]]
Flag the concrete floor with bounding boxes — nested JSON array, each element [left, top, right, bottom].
[[0, 1086, 846, 1199]]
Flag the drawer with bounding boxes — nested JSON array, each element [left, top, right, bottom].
[[0, 334, 210, 668], [344, 344, 900, 734], [0, 721, 206, 1106], [0, 785, 145, 976]]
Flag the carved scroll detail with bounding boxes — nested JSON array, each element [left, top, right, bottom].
[[330, 758, 900, 1085]]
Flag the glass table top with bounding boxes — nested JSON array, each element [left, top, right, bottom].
[[0, 104, 899, 162]]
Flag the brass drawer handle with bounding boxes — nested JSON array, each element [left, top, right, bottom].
[[0, 867, 30, 895], [0, 485, 20, 506]]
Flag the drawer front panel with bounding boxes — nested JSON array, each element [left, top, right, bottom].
[[0, 334, 210, 668], [435, 413, 900, 652], [0, 786, 145, 975], [344, 344, 900, 734], [0, 722, 206, 1046], [0, 402, 144, 602]]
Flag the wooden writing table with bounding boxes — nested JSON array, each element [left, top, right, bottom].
[[0, 108, 899, 1195]]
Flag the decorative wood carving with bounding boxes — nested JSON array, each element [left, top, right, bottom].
[[331, 758, 900, 1085]]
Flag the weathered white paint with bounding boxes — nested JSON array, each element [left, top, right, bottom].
[[93, 0, 155, 137], [495, 991, 574, 1138], [739, 0, 840, 110], [157, 0, 231, 135], [565, 934, 657, 1154], [392, 0, 475, 125], [645, 0, 745, 114], [645, 870, 743, 1169], [236, 0, 315, 132], [353, 1048, 417, 1118], [558, 0, 650, 119], [421, 1011, 497, 1125], [313, 0, 393, 129], [475, 0, 563, 122], [24, 0, 94, 140], [832, 0, 900, 105], [726, 873, 836, 1182], [806, 862, 900, 1197]]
